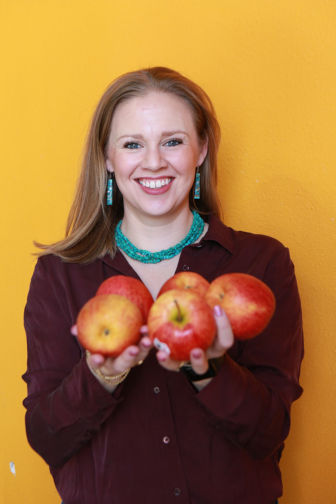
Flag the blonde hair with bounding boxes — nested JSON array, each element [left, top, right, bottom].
[[35, 67, 222, 263]]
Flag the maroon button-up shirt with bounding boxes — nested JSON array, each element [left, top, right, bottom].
[[23, 216, 303, 504]]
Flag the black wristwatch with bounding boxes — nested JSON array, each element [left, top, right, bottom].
[[180, 357, 223, 382]]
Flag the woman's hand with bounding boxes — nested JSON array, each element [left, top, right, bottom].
[[154, 305, 234, 386], [71, 325, 152, 392]]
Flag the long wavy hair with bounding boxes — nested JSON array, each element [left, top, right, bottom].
[[35, 67, 222, 263]]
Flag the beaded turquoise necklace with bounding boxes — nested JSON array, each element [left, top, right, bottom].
[[115, 210, 205, 264]]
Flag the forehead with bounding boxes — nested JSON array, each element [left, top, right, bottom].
[[111, 91, 196, 134]]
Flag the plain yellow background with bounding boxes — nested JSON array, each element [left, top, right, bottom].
[[1, 1, 335, 502]]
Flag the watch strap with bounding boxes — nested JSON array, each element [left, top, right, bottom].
[[181, 358, 222, 382]]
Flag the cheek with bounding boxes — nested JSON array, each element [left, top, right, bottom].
[[168, 149, 197, 170], [112, 152, 138, 175], [180, 154, 198, 177]]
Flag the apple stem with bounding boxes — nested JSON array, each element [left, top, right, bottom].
[[174, 300, 183, 322]]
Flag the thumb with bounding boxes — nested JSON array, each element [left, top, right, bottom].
[[213, 305, 234, 349]]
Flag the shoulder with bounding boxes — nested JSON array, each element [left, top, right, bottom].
[[36, 253, 103, 277], [30, 254, 106, 308], [203, 215, 294, 284], [231, 228, 286, 260], [207, 215, 287, 257]]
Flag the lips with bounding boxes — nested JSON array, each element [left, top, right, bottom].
[[136, 177, 174, 195]]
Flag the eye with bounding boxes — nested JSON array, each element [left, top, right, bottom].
[[124, 142, 141, 149], [164, 138, 183, 147]]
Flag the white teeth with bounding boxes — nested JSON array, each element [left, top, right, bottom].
[[139, 178, 171, 188]]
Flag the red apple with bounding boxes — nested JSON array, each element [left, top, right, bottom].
[[205, 273, 275, 340], [158, 271, 210, 298], [96, 275, 154, 323], [147, 289, 217, 361], [77, 294, 143, 357]]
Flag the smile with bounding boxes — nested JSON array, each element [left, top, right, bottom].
[[138, 178, 172, 188]]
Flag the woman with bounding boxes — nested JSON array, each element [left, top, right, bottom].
[[23, 67, 303, 504]]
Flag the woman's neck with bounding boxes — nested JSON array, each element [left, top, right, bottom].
[[120, 206, 194, 253]]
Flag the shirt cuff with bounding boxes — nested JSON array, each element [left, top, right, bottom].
[[66, 355, 125, 420], [195, 353, 264, 421]]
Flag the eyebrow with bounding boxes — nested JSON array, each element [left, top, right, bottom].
[[116, 130, 188, 141]]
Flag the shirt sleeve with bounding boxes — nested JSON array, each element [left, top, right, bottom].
[[22, 257, 123, 468], [196, 247, 304, 460]]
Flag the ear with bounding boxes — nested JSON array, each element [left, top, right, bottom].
[[106, 158, 114, 173], [197, 138, 208, 167]]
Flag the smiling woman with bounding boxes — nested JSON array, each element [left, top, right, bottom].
[[23, 67, 303, 504], [34, 67, 221, 264]]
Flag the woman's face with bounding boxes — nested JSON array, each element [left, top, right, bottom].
[[105, 91, 207, 220]]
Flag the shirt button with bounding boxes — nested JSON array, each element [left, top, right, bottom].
[[154, 387, 160, 394], [183, 265, 189, 271], [163, 436, 170, 444], [174, 488, 181, 496]]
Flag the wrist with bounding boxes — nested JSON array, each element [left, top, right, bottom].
[[86, 350, 130, 387], [181, 359, 218, 382]]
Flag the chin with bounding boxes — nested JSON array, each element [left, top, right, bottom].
[[127, 200, 189, 220]]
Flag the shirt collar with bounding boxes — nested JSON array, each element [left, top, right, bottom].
[[201, 214, 234, 253], [100, 213, 234, 270]]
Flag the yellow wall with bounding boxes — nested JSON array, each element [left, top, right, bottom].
[[1, 1, 335, 502]]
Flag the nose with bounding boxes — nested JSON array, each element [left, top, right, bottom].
[[142, 144, 167, 171]]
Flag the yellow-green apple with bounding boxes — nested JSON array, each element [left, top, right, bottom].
[[147, 289, 217, 361], [205, 273, 275, 340], [96, 275, 153, 323], [77, 294, 143, 357], [157, 271, 210, 298]]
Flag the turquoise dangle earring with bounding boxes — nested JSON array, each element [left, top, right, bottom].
[[194, 166, 201, 200], [107, 172, 113, 206]]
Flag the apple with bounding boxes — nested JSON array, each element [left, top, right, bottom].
[[147, 289, 217, 361], [157, 271, 210, 298], [205, 273, 275, 340], [96, 275, 154, 323], [77, 294, 143, 357]]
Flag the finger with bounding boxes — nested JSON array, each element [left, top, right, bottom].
[[136, 337, 152, 362], [71, 324, 78, 336], [213, 305, 234, 349], [87, 353, 106, 371], [139, 336, 152, 349], [89, 345, 140, 376], [156, 351, 181, 371], [190, 348, 209, 375], [133, 337, 153, 367], [110, 345, 140, 373], [140, 325, 148, 335]]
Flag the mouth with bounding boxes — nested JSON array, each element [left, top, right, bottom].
[[137, 177, 173, 188], [136, 177, 174, 195]]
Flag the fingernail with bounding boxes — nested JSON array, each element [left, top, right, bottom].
[[213, 305, 223, 317], [157, 353, 167, 362], [70, 325, 78, 336], [130, 349, 139, 356], [92, 355, 104, 365], [191, 349, 202, 359]]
